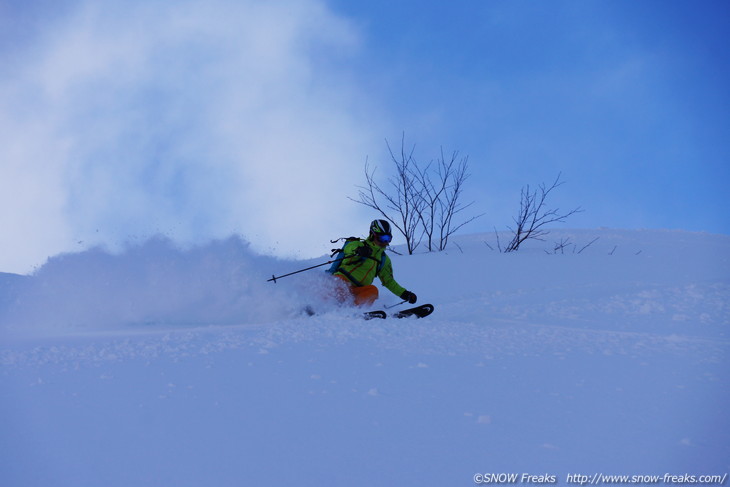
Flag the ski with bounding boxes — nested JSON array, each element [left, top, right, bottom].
[[363, 304, 434, 320], [363, 310, 387, 320], [393, 303, 434, 319]]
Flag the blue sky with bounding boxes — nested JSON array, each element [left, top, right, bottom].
[[1, 0, 728, 273], [329, 0, 730, 230]]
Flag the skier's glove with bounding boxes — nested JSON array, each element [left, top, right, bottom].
[[400, 290, 417, 304], [355, 245, 372, 258]]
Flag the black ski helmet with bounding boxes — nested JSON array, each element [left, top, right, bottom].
[[370, 219, 392, 238]]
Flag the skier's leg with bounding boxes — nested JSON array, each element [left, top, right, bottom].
[[332, 274, 356, 305], [352, 285, 378, 306], [331, 274, 378, 307]]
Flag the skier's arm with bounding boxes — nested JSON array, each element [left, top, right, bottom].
[[377, 256, 406, 297]]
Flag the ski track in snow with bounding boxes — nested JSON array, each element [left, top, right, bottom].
[[2, 288, 727, 369]]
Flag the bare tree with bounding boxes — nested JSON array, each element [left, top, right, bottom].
[[413, 148, 482, 251], [412, 151, 458, 251], [433, 150, 482, 250], [410, 159, 443, 252], [547, 237, 573, 254], [352, 135, 482, 254], [351, 136, 425, 254], [504, 173, 582, 252]]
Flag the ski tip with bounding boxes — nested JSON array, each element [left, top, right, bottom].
[[393, 303, 434, 319]]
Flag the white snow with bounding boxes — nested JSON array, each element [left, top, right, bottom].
[[1, 228, 728, 486]]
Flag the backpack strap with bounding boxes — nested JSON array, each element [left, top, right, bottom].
[[326, 237, 362, 275], [330, 236, 361, 256]]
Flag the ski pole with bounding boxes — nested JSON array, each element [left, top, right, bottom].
[[267, 260, 334, 283], [384, 300, 407, 309]]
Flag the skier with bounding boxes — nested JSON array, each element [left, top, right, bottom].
[[330, 219, 417, 307]]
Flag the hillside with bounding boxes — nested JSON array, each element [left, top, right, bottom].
[[1, 228, 728, 486]]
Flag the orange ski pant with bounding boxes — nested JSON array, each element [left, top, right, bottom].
[[333, 274, 379, 307]]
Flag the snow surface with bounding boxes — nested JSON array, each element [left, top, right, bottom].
[[1, 229, 728, 486]]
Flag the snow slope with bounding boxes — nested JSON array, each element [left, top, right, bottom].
[[1, 229, 728, 486]]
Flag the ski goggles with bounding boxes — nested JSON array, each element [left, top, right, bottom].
[[375, 233, 392, 244]]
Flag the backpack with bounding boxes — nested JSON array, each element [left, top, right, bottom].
[[326, 237, 386, 276]]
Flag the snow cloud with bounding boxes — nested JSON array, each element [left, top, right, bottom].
[[0, 0, 381, 273]]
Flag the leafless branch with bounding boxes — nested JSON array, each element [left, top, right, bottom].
[[349, 135, 425, 254], [350, 135, 482, 254], [577, 237, 600, 254], [504, 172, 583, 252], [412, 147, 482, 251]]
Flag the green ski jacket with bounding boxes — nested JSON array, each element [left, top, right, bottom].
[[334, 239, 406, 297]]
